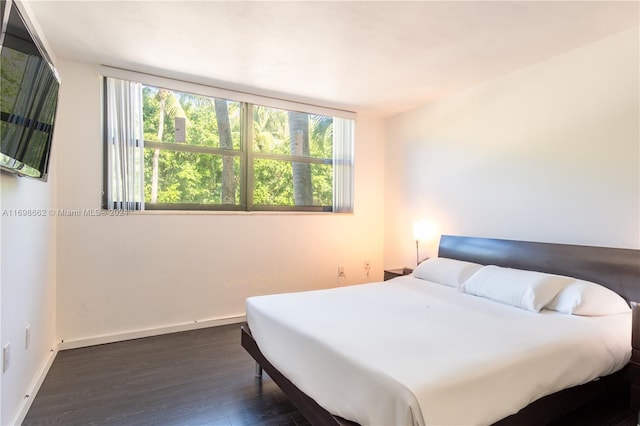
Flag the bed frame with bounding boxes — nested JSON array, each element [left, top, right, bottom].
[[241, 235, 640, 425]]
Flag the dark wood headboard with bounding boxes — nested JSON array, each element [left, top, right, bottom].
[[438, 235, 640, 303]]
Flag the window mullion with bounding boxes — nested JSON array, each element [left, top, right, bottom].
[[252, 152, 331, 165], [242, 103, 253, 211], [144, 140, 240, 157]]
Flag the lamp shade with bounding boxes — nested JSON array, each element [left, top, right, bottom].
[[413, 220, 437, 241]]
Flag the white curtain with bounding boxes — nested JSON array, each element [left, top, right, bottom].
[[106, 77, 144, 211], [333, 118, 355, 213]]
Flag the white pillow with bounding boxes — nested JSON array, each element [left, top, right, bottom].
[[412, 257, 483, 287], [459, 265, 571, 312], [545, 279, 630, 316]]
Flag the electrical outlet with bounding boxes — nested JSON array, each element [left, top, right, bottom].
[[3, 343, 10, 373], [26, 324, 31, 350], [337, 265, 346, 277], [364, 259, 371, 277]]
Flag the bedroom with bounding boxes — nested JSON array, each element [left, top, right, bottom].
[[1, 1, 638, 425]]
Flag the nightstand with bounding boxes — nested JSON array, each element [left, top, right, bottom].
[[383, 267, 413, 281], [631, 302, 640, 407]]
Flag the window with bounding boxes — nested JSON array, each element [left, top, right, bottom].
[[103, 76, 354, 212]]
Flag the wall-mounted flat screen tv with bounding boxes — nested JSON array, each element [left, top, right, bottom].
[[0, 0, 59, 181]]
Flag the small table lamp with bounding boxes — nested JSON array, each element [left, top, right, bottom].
[[412, 220, 437, 266]]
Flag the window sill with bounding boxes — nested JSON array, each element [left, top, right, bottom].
[[120, 210, 352, 216]]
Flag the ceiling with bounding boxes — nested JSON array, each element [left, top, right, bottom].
[[26, 1, 639, 117]]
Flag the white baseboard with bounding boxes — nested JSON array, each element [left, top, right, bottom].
[[11, 345, 59, 426], [58, 314, 247, 350]]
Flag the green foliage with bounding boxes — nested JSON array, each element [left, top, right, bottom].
[[143, 149, 241, 204], [141, 86, 333, 208], [1, 49, 25, 109]]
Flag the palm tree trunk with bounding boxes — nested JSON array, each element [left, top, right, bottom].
[[288, 111, 312, 205], [215, 99, 235, 204], [151, 93, 166, 203]]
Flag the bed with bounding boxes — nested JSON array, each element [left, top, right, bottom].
[[241, 235, 640, 425]]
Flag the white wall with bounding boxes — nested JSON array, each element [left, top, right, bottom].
[[54, 60, 386, 345], [0, 170, 57, 425], [384, 27, 640, 268], [1, 2, 59, 424]]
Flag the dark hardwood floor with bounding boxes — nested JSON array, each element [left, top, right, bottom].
[[23, 323, 637, 426], [23, 324, 308, 426]]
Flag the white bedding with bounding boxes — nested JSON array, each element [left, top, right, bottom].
[[246, 276, 631, 426]]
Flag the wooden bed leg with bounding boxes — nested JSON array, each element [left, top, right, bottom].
[[255, 362, 263, 379]]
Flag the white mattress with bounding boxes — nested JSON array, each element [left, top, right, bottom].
[[246, 276, 631, 426]]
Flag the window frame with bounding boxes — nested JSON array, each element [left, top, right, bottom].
[[101, 67, 355, 213]]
